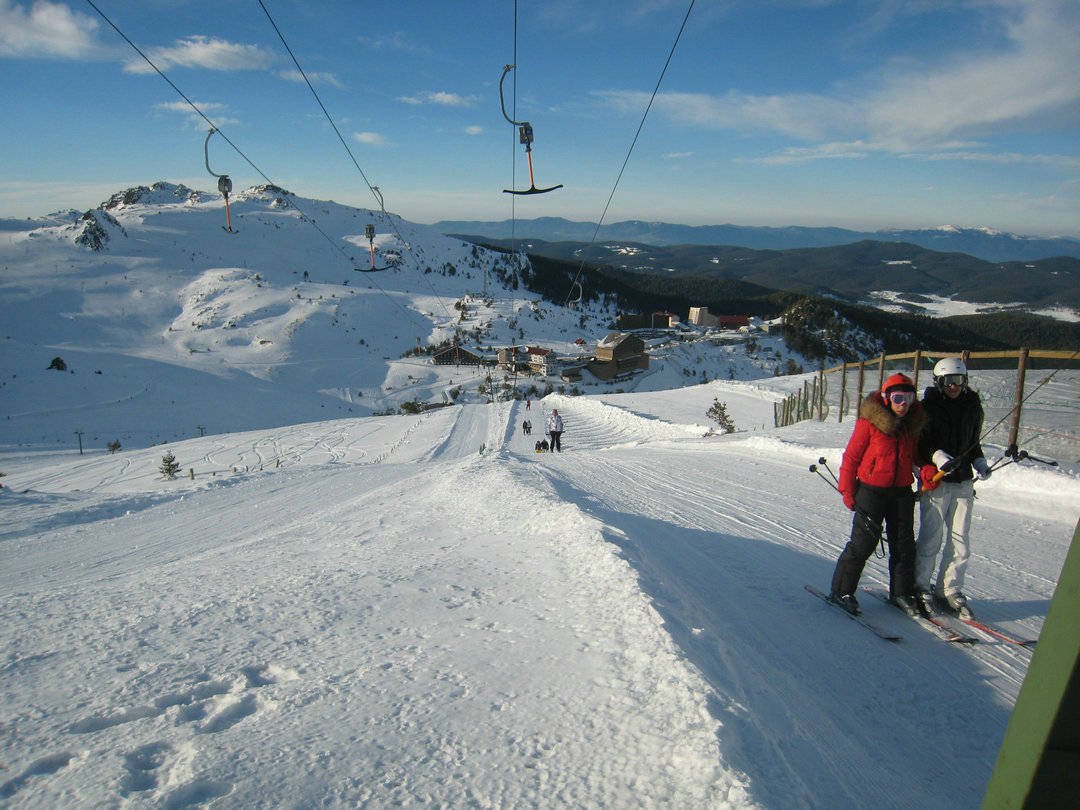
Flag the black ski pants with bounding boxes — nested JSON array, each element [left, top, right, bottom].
[[549, 431, 562, 452], [831, 483, 916, 600]]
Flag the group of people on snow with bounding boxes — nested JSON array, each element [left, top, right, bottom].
[[829, 358, 988, 621]]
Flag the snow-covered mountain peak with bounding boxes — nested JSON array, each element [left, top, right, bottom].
[[99, 181, 207, 211]]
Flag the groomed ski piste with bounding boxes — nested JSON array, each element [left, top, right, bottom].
[[2, 382, 1077, 809]]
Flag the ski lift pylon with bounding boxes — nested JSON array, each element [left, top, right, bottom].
[[204, 129, 238, 233], [499, 65, 563, 195]]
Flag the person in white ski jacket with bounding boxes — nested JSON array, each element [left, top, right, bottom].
[[546, 410, 564, 452]]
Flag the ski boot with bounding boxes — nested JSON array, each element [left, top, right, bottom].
[[914, 590, 936, 618], [829, 593, 860, 615], [945, 592, 973, 620], [889, 593, 919, 617]]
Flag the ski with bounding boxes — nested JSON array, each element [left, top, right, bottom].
[[805, 585, 902, 642], [952, 615, 1037, 648], [865, 589, 978, 644], [931, 596, 1038, 647]]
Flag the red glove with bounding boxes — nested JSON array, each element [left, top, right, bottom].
[[920, 465, 941, 492], [842, 490, 856, 511]]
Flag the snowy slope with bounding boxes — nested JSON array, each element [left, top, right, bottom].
[[2, 381, 1078, 808]]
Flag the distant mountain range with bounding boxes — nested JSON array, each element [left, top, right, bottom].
[[433, 217, 1080, 263], [464, 237, 1080, 312]]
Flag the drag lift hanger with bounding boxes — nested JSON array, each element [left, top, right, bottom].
[[567, 280, 582, 309], [204, 128, 238, 233], [500, 64, 563, 195], [356, 223, 390, 272]]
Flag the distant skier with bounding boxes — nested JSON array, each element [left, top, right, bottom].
[[547, 409, 564, 453], [914, 358, 989, 619], [526, 399, 531, 410], [828, 374, 927, 616]]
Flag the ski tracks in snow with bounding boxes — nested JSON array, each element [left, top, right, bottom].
[[2, 394, 1071, 808]]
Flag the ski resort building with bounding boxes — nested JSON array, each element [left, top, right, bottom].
[[588, 332, 649, 380], [497, 345, 559, 376], [687, 308, 749, 330], [432, 345, 484, 366]]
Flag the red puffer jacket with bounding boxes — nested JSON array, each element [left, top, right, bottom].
[[838, 393, 928, 498]]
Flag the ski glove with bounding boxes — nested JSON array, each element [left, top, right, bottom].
[[842, 489, 856, 511], [920, 465, 942, 492], [932, 450, 954, 470], [972, 456, 991, 481]]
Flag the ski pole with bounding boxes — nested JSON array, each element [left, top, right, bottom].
[[809, 463, 838, 490], [808, 463, 883, 546], [1014, 448, 1057, 467], [817, 456, 840, 486]]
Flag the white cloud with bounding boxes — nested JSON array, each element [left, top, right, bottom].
[[354, 132, 386, 146], [663, 151, 694, 159], [397, 91, 476, 107], [0, 0, 105, 58], [278, 69, 344, 89], [597, 1, 1080, 165], [753, 141, 874, 165], [594, 89, 859, 142], [902, 150, 1080, 171], [867, 1, 1080, 147], [153, 100, 238, 130], [355, 31, 432, 57], [465, 126, 484, 136], [124, 35, 275, 74], [154, 101, 227, 114]]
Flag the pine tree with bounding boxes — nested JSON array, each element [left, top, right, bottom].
[[159, 451, 180, 480], [706, 398, 736, 433]]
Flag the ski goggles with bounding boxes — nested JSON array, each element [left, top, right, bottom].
[[888, 390, 916, 406], [939, 373, 967, 388]]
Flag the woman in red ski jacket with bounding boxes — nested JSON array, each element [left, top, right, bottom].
[[828, 373, 928, 616]]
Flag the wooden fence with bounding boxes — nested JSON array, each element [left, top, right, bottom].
[[775, 348, 1080, 458]]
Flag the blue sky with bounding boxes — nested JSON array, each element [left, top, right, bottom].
[[2, 0, 1078, 237]]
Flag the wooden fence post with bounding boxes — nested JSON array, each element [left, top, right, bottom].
[[913, 349, 922, 391], [857, 361, 866, 404], [839, 363, 848, 423], [817, 369, 825, 421], [877, 353, 887, 390], [1008, 347, 1029, 452]]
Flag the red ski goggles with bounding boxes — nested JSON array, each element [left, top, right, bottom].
[[888, 391, 916, 406]]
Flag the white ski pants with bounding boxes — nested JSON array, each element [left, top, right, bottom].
[[915, 479, 975, 597]]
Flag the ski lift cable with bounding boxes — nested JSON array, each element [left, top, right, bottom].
[[81, 0, 417, 320], [562, 0, 696, 308], [255, 0, 381, 210], [255, 0, 456, 323], [508, 3, 519, 283]]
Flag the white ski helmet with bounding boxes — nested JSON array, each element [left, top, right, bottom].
[[933, 357, 968, 389]]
